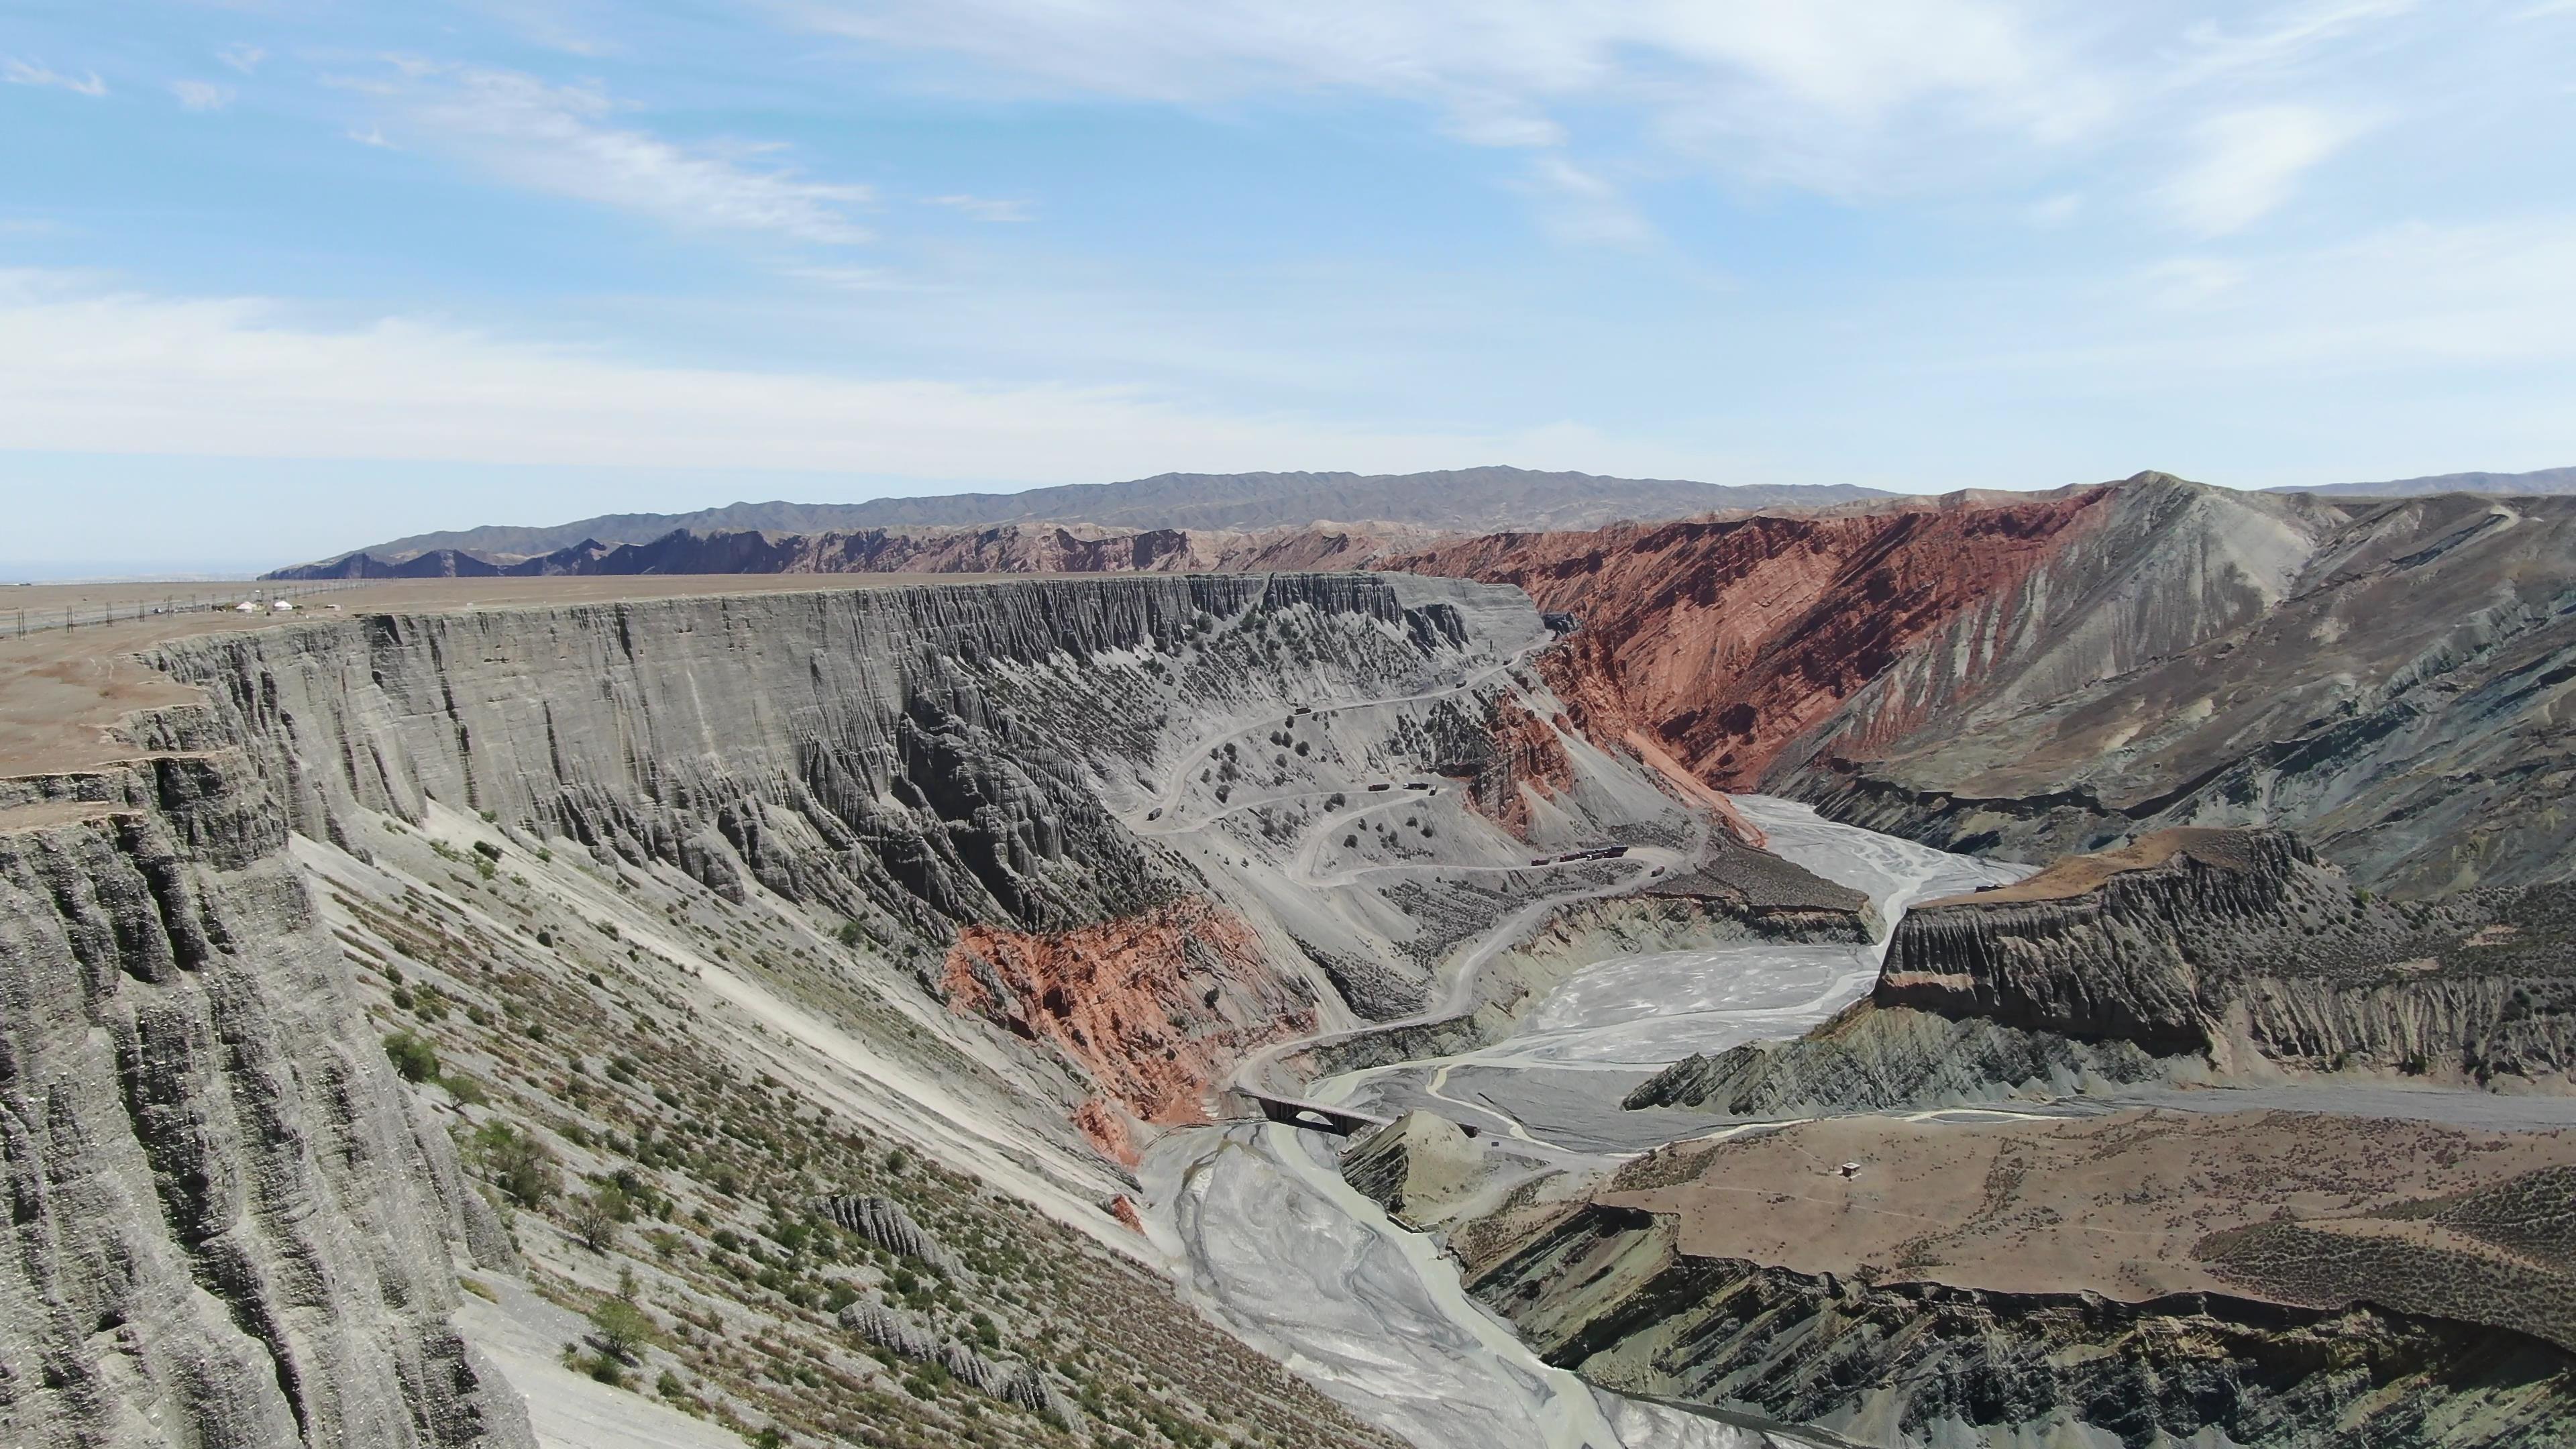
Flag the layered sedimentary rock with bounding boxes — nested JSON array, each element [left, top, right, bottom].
[[820, 1194, 965, 1276], [942, 898, 1316, 1160], [1399, 476, 2576, 896], [0, 762, 530, 1449], [129, 574, 1685, 1157], [1461, 1112, 2576, 1447], [278, 521, 1434, 581], [1631, 826, 2576, 1114], [1790, 489, 2576, 895], [1337, 1111, 1489, 1229], [1391, 483, 2123, 790]]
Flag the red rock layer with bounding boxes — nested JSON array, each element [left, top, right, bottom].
[[1392, 490, 2112, 790], [941, 897, 1315, 1163], [1470, 699, 1578, 838]]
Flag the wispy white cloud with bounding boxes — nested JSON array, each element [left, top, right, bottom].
[[217, 44, 266, 75], [380, 64, 873, 245], [785, 264, 908, 291], [172, 80, 235, 112], [4, 58, 107, 98], [925, 193, 1031, 223], [0, 269, 1688, 479], [790, 0, 2104, 241], [2012, 218, 2576, 379], [2169, 0, 2419, 84], [1517, 154, 1655, 248], [2159, 104, 2363, 235], [787, 0, 2453, 245]]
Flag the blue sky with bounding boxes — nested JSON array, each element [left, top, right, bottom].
[[5, 1, 2575, 574]]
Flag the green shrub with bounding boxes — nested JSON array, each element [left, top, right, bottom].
[[588, 1293, 656, 1363], [574, 1185, 635, 1252], [475, 1122, 560, 1208], [383, 1030, 439, 1083]]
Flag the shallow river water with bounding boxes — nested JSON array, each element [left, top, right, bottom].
[[1141, 798, 2029, 1449]]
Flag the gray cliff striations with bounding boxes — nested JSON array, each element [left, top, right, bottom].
[[1632, 826, 2576, 1114], [0, 759, 529, 1449]]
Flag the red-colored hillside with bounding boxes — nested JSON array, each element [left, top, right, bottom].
[[1391, 489, 2114, 789]]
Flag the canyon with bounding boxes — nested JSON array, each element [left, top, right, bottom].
[[9, 468, 2575, 1449]]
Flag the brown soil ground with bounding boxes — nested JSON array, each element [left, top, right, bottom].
[[1914, 826, 2249, 907], [0, 574, 1002, 780], [1604, 1109, 2576, 1302]]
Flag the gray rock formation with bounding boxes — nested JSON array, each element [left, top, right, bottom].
[[1626, 1000, 2174, 1114], [1338, 1112, 1489, 1229], [838, 1300, 943, 1361], [820, 1195, 965, 1277], [837, 1299, 1062, 1417], [1464, 1202, 2576, 1448], [0, 759, 531, 1449], [997, 1362, 1077, 1423], [1631, 826, 2576, 1114], [1788, 487, 2576, 897], [141, 576, 1493, 950]]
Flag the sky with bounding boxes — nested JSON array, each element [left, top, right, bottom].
[[5, 0, 2575, 574]]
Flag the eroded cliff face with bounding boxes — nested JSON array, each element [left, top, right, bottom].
[[1390, 486, 2118, 789], [1464, 1201, 2575, 1449], [1459, 1110, 2576, 1448], [1398, 476, 2576, 896], [0, 761, 528, 1449], [1791, 490, 2576, 895], [941, 897, 1316, 1161], [1631, 826, 2576, 1114], [131, 574, 1699, 1157]]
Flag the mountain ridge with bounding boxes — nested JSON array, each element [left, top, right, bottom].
[[2272, 464, 2576, 496], [292, 466, 1892, 568]]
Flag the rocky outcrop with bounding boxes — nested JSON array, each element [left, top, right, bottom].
[[1462, 1112, 2576, 1447], [1625, 999, 2174, 1114], [941, 897, 1317, 1157], [1879, 828, 2575, 1082], [1432, 696, 1575, 839], [1789, 490, 2576, 896], [1465, 1203, 2576, 1449], [1398, 476, 2576, 896], [1632, 826, 2576, 1113], [837, 1299, 1073, 1420], [820, 1195, 965, 1277], [134, 575, 1534, 1153], [1391, 484, 2119, 790], [0, 759, 531, 1449], [1337, 1112, 1489, 1229], [142, 575, 1483, 938]]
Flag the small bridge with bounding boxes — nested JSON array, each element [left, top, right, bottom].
[[1244, 1092, 1480, 1139]]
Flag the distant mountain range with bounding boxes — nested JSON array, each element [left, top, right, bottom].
[[270, 462, 2576, 581], [2270, 465, 2576, 497], [290, 467, 1892, 569]]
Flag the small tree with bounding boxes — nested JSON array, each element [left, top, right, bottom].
[[573, 1184, 634, 1252], [382, 1030, 439, 1083], [475, 1122, 560, 1209], [588, 1294, 656, 1364]]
